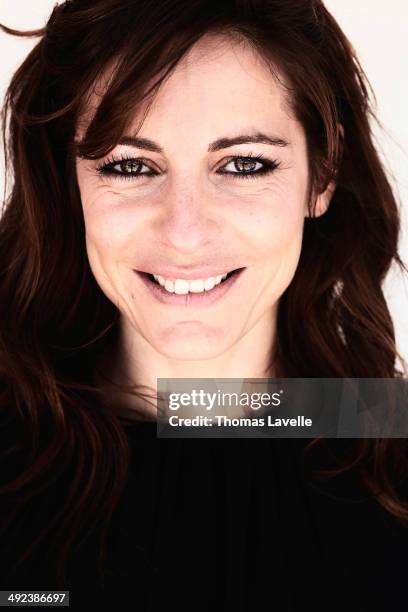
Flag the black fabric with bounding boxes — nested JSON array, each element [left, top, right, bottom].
[[0, 421, 406, 610]]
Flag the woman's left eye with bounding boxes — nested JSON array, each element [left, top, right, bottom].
[[96, 154, 280, 181], [218, 156, 280, 179]]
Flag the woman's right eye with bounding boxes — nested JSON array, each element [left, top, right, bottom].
[[96, 158, 158, 180]]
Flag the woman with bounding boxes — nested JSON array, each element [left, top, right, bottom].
[[0, 0, 407, 609]]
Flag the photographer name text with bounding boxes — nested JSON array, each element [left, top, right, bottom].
[[167, 415, 312, 427]]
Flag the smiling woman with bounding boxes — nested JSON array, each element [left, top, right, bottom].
[[0, 0, 407, 609], [75, 33, 331, 395]]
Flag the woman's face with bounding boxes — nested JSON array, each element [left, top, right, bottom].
[[76, 33, 331, 363]]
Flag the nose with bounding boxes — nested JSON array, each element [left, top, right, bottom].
[[154, 179, 220, 254]]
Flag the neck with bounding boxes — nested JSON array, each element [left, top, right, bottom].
[[94, 310, 278, 419]]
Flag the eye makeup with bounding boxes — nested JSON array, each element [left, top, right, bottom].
[[94, 151, 281, 182]]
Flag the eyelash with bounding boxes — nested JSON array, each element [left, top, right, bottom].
[[95, 153, 281, 182]]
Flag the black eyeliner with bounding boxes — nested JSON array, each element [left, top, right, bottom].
[[95, 152, 280, 181]]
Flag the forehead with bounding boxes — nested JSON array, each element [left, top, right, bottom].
[[76, 32, 296, 144]]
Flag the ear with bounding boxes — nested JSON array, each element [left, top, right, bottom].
[[305, 179, 336, 218]]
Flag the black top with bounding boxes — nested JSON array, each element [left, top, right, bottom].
[[0, 418, 406, 611]]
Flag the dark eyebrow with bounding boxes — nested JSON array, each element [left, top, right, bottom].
[[208, 133, 290, 152], [118, 136, 164, 152], [118, 132, 290, 153]]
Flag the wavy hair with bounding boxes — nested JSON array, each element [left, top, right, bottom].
[[1, 0, 407, 588]]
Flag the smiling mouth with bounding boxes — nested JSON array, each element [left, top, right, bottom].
[[145, 268, 241, 287], [135, 266, 246, 306]]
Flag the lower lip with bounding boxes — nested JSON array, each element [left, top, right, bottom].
[[134, 268, 246, 306]]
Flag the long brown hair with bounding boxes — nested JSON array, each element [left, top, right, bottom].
[[1, 0, 407, 588]]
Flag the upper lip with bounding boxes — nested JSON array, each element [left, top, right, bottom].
[[137, 267, 242, 280]]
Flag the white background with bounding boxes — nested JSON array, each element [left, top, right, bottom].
[[1, 1, 408, 365]]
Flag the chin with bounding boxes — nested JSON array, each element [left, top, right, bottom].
[[156, 335, 230, 361]]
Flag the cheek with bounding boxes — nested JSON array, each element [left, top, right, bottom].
[[77, 165, 145, 254], [80, 194, 144, 304], [242, 198, 305, 302], [226, 188, 305, 258], [79, 191, 148, 298], [82, 192, 145, 256]]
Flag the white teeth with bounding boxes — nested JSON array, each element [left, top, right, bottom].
[[152, 272, 229, 294]]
